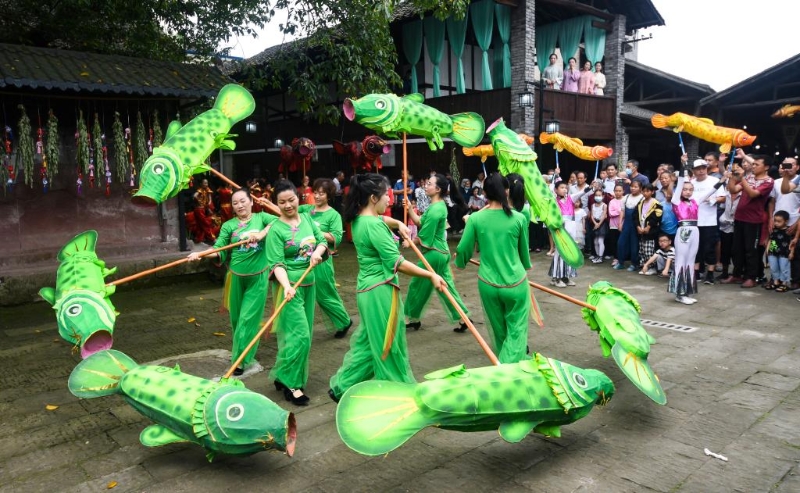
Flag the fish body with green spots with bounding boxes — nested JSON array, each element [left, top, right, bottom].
[[486, 118, 583, 268], [582, 281, 666, 405], [68, 350, 297, 461], [343, 93, 485, 151], [335, 354, 613, 456], [133, 84, 255, 206], [39, 231, 117, 358]]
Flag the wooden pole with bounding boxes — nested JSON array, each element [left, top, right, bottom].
[[108, 239, 250, 287], [223, 263, 314, 378], [401, 233, 499, 365], [402, 132, 408, 224], [468, 259, 597, 311], [208, 168, 280, 216]]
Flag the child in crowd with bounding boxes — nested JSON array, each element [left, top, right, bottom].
[[574, 207, 587, 252], [589, 189, 608, 263], [765, 211, 795, 292], [634, 184, 663, 268], [670, 173, 699, 305], [548, 181, 589, 287], [640, 234, 675, 276], [607, 185, 623, 264], [717, 186, 740, 280], [614, 181, 644, 271]]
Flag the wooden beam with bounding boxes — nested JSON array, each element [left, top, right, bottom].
[[720, 96, 800, 110], [629, 97, 702, 107], [537, 0, 615, 21], [495, 0, 518, 6], [592, 20, 613, 32]]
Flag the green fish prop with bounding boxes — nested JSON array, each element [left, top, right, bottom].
[[343, 93, 485, 151], [336, 354, 614, 456], [486, 118, 583, 268], [69, 350, 297, 461], [132, 84, 256, 206], [39, 231, 117, 359], [582, 281, 667, 405]]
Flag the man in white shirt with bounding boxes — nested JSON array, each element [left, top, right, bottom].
[[603, 163, 619, 196], [690, 159, 725, 284], [773, 157, 800, 290]]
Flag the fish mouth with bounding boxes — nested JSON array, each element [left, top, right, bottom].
[[382, 144, 391, 154], [80, 330, 114, 359], [486, 117, 503, 134], [131, 193, 158, 207], [285, 413, 297, 457], [343, 99, 355, 121]]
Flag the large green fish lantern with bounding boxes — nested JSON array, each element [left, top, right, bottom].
[[486, 117, 583, 268], [39, 231, 117, 358], [343, 93, 485, 151], [336, 354, 614, 456], [582, 281, 667, 405], [69, 350, 297, 461], [132, 84, 256, 206]]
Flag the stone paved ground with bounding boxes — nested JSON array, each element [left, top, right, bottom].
[[1, 242, 799, 493]]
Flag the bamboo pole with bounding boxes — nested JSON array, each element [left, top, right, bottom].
[[108, 239, 250, 287], [468, 259, 597, 311], [401, 233, 499, 366], [208, 168, 280, 216], [223, 263, 314, 378]]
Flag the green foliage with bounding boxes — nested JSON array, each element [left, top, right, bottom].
[[16, 105, 34, 187], [134, 111, 148, 173], [152, 111, 163, 148], [76, 110, 90, 176], [112, 112, 128, 184], [46, 110, 60, 181], [92, 114, 103, 174]]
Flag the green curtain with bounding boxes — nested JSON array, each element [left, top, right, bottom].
[[583, 16, 606, 69], [402, 19, 424, 94], [423, 17, 446, 97], [470, 0, 494, 90], [494, 3, 511, 88], [492, 31, 504, 89], [559, 17, 584, 67], [446, 11, 469, 94], [535, 23, 559, 70]]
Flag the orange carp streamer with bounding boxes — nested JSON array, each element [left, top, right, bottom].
[[538, 132, 614, 161], [651, 112, 756, 153], [772, 104, 800, 118]]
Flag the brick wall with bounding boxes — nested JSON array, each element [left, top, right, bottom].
[[509, 0, 536, 135], [605, 14, 628, 166]]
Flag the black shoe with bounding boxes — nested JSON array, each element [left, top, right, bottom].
[[328, 388, 340, 403], [406, 321, 421, 331], [274, 380, 287, 392], [284, 387, 310, 406], [334, 320, 353, 339], [453, 318, 473, 333], [233, 367, 244, 376], [703, 272, 715, 285]]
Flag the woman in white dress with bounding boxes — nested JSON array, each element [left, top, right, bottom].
[[594, 62, 606, 96]]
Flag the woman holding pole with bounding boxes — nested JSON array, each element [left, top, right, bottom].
[[403, 174, 471, 333], [328, 174, 446, 402], [455, 173, 532, 363], [187, 188, 276, 376], [266, 179, 329, 406], [298, 178, 353, 338]]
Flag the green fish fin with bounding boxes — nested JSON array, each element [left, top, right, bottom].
[[336, 380, 431, 456], [449, 112, 486, 148], [423, 364, 467, 380], [102, 266, 118, 278], [39, 287, 55, 305], [57, 230, 98, 262], [549, 226, 584, 268], [205, 450, 217, 462], [140, 424, 190, 447], [533, 423, 561, 438], [104, 285, 117, 298], [213, 84, 256, 124], [165, 121, 183, 141], [402, 93, 425, 103], [599, 333, 612, 358], [611, 342, 667, 405], [68, 349, 136, 399], [499, 420, 539, 443], [213, 132, 237, 149], [219, 140, 236, 151]]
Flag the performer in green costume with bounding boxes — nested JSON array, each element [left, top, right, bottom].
[[266, 180, 329, 406], [403, 174, 471, 332], [188, 188, 275, 375], [298, 178, 353, 338], [328, 174, 447, 402], [455, 173, 532, 363]]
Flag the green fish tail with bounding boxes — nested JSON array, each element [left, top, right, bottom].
[[549, 227, 584, 268], [449, 112, 486, 148], [57, 230, 98, 262], [68, 349, 137, 399], [213, 84, 256, 124], [336, 380, 431, 456], [611, 343, 667, 405]]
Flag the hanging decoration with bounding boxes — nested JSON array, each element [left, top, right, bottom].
[[152, 110, 163, 148], [102, 132, 111, 197], [332, 136, 390, 173], [45, 110, 60, 186], [125, 117, 134, 187], [36, 114, 47, 193], [112, 112, 127, 184], [16, 105, 34, 188], [449, 147, 460, 186], [2, 124, 14, 193], [92, 114, 104, 190], [133, 111, 147, 188], [75, 110, 89, 195]]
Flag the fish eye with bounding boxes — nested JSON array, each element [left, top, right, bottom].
[[226, 404, 244, 421], [375, 100, 386, 109], [66, 304, 82, 317], [152, 163, 165, 175], [572, 372, 588, 388]]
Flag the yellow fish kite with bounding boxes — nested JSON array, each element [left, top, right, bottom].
[[651, 112, 756, 153]]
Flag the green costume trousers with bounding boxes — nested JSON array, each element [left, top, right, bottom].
[[404, 249, 469, 324], [477, 279, 530, 363], [329, 285, 415, 399], [228, 271, 268, 367], [314, 258, 351, 331], [269, 281, 316, 389]]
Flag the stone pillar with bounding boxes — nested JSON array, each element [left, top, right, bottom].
[[509, 0, 535, 135], [604, 14, 628, 166]]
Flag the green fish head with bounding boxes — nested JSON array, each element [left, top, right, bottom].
[[132, 147, 184, 206], [486, 117, 507, 137], [548, 357, 615, 408], [343, 94, 400, 130], [586, 280, 613, 305], [54, 289, 115, 358], [206, 387, 297, 456]]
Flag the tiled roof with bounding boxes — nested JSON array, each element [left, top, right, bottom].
[[0, 43, 233, 98]]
